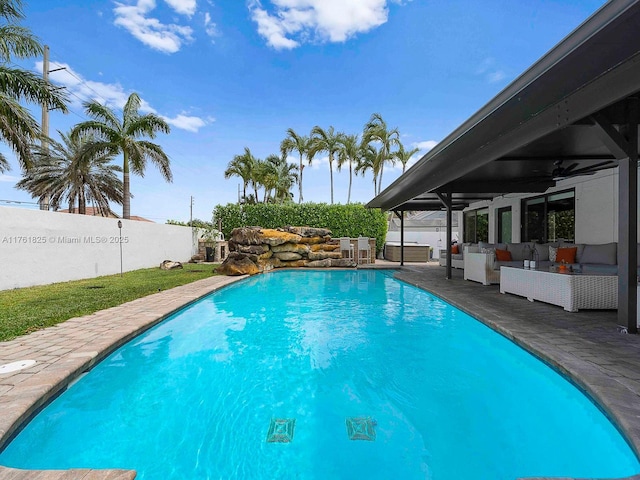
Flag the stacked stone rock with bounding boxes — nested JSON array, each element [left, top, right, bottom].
[[216, 226, 357, 276]]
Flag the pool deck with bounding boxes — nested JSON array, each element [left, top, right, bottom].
[[2, 264, 640, 479]]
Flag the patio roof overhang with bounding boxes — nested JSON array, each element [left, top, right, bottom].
[[367, 0, 640, 212], [368, 0, 640, 333]]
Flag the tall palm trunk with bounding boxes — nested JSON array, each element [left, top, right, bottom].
[[329, 154, 334, 204], [78, 185, 86, 214], [123, 153, 131, 219], [348, 161, 353, 204], [298, 154, 304, 203]]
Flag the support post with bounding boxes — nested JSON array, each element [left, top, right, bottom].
[[400, 210, 405, 266], [618, 100, 638, 333], [437, 192, 453, 280]]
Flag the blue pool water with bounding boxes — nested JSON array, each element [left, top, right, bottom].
[[1, 270, 639, 479]]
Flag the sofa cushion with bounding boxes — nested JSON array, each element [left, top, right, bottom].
[[478, 241, 506, 251], [533, 243, 556, 261], [495, 249, 512, 261], [580, 242, 617, 265], [506, 242, 533, 261], [549, 244, 580, 262], [556, 246, 578, 264], [572, 244, 586, 263]]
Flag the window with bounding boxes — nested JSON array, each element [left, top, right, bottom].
[[464, 208, 489, 243], [497, 207, 512, 243], [522, 189, 574, 243]]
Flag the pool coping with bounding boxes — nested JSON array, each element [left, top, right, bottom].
[[0, 274, 246, 480], [1, 266, 640, 479], [394, 265, 640, 480]]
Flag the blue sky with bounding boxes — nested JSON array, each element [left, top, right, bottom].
[[0, 0, 605, 222]]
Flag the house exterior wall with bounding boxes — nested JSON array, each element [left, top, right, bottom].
[[464, 168, 630, 244], [0, 206, 197, 290]]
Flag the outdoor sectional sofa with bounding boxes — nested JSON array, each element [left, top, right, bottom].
[[438, 243, 474, 269], [463, 241, 621, 285]]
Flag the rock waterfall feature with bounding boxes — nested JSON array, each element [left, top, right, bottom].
[[216, 226, 357, 276]]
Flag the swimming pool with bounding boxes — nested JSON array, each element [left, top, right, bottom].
[[1, 270, 638, 479]]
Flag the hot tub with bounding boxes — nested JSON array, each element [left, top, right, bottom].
[[384, 242, 431, 262]]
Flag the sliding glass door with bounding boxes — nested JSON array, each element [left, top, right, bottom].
[[522, 189, 574, 243]]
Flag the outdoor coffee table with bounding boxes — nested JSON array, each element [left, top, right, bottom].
[[499, 266, 617, 312]]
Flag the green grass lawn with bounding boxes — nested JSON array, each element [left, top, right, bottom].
[[0, 263, 219, 342]]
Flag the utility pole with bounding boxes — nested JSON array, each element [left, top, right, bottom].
[[190, 196, 194, 227], [39, 45, 65, 211], [39, 45, 50, 211]]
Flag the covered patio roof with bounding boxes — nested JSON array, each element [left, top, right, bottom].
[[367, 0, 640, 333], [367, 0, 640, 212]]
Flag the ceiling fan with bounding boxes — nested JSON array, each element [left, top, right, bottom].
[[550, 159, 616, 181]]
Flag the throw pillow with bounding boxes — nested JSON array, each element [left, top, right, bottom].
[[549, 245, 557, 262], [495, 249, 512, 261], [556, 246, 578, 264], [451, 244, 459, 254], [481, 247, 496, 255]]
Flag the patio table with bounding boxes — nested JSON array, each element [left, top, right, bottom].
[[499, 266, 617, 312]]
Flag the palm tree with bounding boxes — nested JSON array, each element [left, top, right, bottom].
[[271, 155, 298, 203], [394, 143, 420, 173], [16, 130, 123, 214], [71, 92, 171, 219], [310, 125, 342, 204], [363, 113, 400, 195], [255, 156, 274, 203], [336, 133, 362, 204], [0, 0, 68, 172], [225, 147, 257, 203], [355, 144, 380, 196], [280, 128, 315, 204]]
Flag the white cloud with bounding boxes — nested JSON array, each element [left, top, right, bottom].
[[413, 140, 437, 151], [204, 12, 219, 39], [39, 61, 134, 111], [0, 174, 20, 183], [476, 57, 507, 84], [248, 0, 399, 50], [250, 5, 298, 50], [487, 70, 506, 83], [162, 113, 208, 132], [309, 155, 329, 170], [36, 61, 209, 133], [113, 0, 194, 53], [164, 0, 197, 16]]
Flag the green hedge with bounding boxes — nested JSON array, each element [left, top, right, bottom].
[[213, 203, 388, 253]]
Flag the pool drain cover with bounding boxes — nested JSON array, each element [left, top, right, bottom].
[[346, 417, 376, 441], [0, 360, 36, 374], [266, 418, 296, 443]]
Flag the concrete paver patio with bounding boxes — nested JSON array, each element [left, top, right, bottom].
[[2, 264, 640, 479]]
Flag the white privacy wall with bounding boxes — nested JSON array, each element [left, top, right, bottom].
[[0, 206, 196, 290]]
